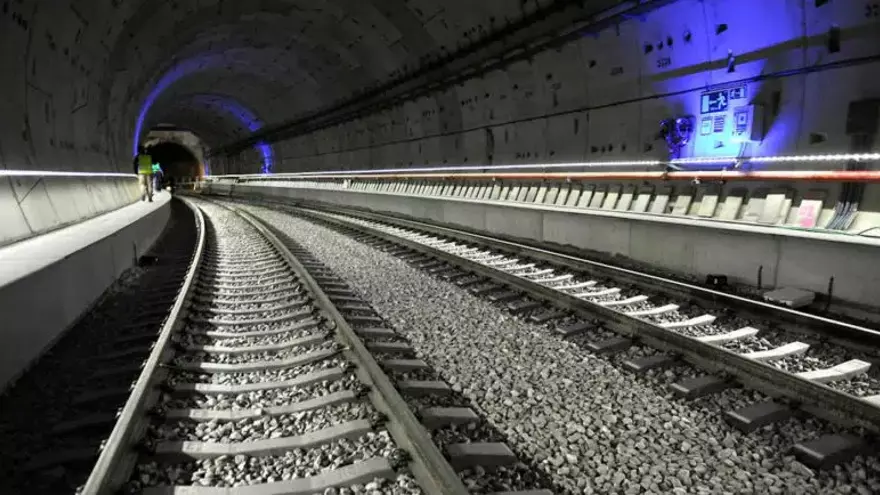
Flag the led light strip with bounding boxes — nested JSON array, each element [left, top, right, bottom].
[[230, 160, 665, 178], [212, 152, 880, 179], [670, 153, 880, 164], [0, 170, 135, 178]]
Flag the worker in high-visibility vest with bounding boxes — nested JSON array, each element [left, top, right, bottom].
[[133, 146, 154, 202], [151, 162, 164, 194]]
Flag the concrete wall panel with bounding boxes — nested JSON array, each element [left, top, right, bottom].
[[636, 0, 710, 99], [776, 238, 879, 305], [543, 210, 631, 258], [1, 175, 140, 246], [0, 202, 170, 390], [217, 184, 880, 309], [484, 205, 543, 242], [545, 112, 588, 163], [231, 0, 880, 178], [685, 227, 779, 287], [14, 179, 61, 235], [0, 178, 32, 241], [44, 177, 91, 225], [627, 221, 695, 275], [441, 202, 489, 232]]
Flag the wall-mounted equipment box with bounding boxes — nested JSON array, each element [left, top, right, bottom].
[[730, 104, 765, 143], [694, 84, 764, 152]]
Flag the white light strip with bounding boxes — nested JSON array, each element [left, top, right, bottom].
[[0, 170, 135, 178], [751, 153, 880, 162], [207, 152, 880, 179], [668, 157, 738, 165], [227, 160, 664, 178], [670, 153, 880, 165]]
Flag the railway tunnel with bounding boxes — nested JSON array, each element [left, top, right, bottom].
[[2, 0, 880, 493]]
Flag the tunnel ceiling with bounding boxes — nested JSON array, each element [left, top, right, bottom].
[[99, 0, 582, 156], [4, 0, 878, 177]]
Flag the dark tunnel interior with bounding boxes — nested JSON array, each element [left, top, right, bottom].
[[144, 141, 201, 179]]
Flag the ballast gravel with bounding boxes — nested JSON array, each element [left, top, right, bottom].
[[189, 308, 313, 325], [172, 339, 336, 366], [830, 376, 880, 398], [189, 306, 307, 324], [241, 204, 880, 495], [164, 374, 360, 410], [325, 475, 424, 495], [168, 357, 347, 386], [185, 319, 310, 335], [154, 402, 379, 443], [193, 298, 307, 314], [194, 282, 301, 297], [198, 275, 296, 288], [129, 431, 407, 490], [184, 326, 324, 348]]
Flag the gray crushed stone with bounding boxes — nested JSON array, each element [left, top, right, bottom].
[[129, 431, 407, 490], [240, 203, 880, 495]]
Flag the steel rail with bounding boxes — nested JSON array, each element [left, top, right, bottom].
[[215, 200, 470, 495], [83, 195, 466, 494], [280, 203, 880, 434], [219, 204, 470, 494], [277, 200, 880, 349], [81, 197, 207, 494]]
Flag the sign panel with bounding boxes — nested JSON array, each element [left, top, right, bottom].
[[700, 85, 748, 115], [728, 86, 747, 101], [700, 117, 713, 136], [692, 83, 757, 155], [701, 90, 729, 114]]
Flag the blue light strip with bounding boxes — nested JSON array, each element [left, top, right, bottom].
[[134, 57, 274, 173], [187, 94, 274, 173], [134, 57, 214, 156]]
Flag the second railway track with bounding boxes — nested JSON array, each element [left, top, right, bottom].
[[209, 197, 880, 472], [81, 198, 549, 494]]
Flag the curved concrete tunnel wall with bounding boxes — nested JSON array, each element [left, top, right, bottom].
[[240, 0, 880, 174], [1, 175, 141, 246], [2, 1, 877, 177], [0, 0, 879, 388]]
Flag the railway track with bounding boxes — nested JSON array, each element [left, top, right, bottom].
[[76, 198, 550, 494], [220, 199, 880, 470]]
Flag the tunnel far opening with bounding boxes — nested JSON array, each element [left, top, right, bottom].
[[142, 140, 203, 179]]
